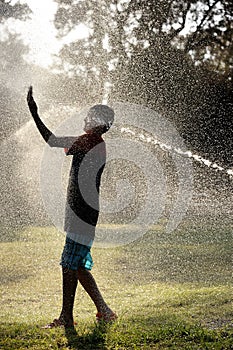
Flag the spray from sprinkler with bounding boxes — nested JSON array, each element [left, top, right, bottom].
[[120, 127, 233, 179]]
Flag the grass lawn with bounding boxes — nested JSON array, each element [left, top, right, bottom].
[[0, 223, 232, 349]]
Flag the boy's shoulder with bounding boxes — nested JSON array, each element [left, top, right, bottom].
[[67, 133, 105, 155]]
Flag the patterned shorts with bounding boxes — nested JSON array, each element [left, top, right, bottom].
[[60, 236, 94, 271]]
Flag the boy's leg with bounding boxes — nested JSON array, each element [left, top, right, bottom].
[[59, 267, 78, 327], [77, 267, 116, 319]]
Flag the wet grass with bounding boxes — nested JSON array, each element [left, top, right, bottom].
[[0, 224, 232, 349]]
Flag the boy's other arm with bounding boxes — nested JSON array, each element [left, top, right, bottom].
[[27, 86, 76, 148]]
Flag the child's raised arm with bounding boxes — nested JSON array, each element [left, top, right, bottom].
[[27, 86, 76, 148]]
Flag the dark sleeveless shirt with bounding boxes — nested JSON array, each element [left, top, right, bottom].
[[64, 133, 106, 243]]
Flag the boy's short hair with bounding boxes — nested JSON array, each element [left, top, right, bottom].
[[87, 105, 114, 132]]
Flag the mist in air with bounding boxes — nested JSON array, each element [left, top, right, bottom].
[[0, 0, 232, 284]]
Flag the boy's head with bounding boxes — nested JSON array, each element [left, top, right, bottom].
[[84, 104, 114, 134]]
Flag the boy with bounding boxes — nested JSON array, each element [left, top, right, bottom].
[[27, 87, 117, 328]]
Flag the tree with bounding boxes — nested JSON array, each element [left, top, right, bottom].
[[53, 0, 232, 165], [181, 0, 233, 78], [53, 0, 233, 81], [0, 0, 29, 22], [0, 1, 32, 231], [0, 0, 31, 139]]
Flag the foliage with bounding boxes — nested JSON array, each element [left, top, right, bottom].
[[0, 0, 30, 23], [53, 0, 233, 81], [0, 0, 31, 140], [52, 0, 233, 164], [181, 0, 233, 76]]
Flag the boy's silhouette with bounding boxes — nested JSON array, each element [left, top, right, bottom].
[[27, 87, 116, 328]]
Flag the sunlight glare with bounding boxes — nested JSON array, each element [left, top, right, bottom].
[[3, 0, 89, 68]]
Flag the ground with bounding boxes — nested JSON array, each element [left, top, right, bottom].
[[0, 222, 232, 349]]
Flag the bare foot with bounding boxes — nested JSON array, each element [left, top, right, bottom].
[[96, 311, 118, 323], [42, 318, 76, 329]]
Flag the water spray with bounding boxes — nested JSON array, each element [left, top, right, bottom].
[[120, 127, 233, 179]]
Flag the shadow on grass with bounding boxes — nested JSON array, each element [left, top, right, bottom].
[[1, 318, 233, 350], [65, 322, 109, 350], [0, 322, 109, 350]]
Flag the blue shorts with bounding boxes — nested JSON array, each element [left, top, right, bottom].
[[60, 236, 94, 271]]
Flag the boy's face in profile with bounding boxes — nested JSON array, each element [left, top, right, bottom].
[[84, 115, 105, 133], [83, 105, 114, 134]]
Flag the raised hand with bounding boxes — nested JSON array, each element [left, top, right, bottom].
[[26, 86, 77, 147], [27, 86, 38, 117]]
